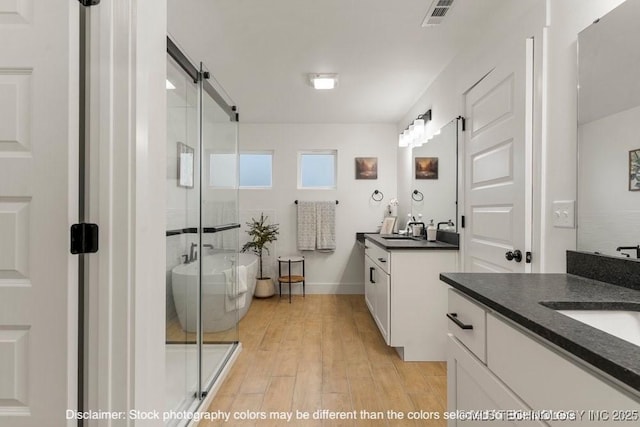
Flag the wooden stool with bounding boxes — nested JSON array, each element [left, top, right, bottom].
[[277, 256, 305, 303]]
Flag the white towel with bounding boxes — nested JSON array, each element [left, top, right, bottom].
[[297, 201, 316, 251], [224, 265, 248, 312], [316, 201, 336, 252], [223, 268, 238, 298], [237, 265, 248, 294], [225, 293, 246, 312]]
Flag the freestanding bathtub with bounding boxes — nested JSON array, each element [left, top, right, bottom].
[[171, 252, 258, 333]]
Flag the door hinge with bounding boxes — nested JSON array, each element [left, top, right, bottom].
[[461, 215, 465, 228], [78, 0, 100, 6], [70, 223, 99, 254], [457, 115, 466, 131], [526, 251, 532, 264]]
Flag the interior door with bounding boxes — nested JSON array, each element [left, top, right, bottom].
[[0, 1, 78, 425], [463, 39, 534, 273]]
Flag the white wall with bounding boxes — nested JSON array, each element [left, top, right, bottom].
[[239, 123, 397, 294], [397, 0, 626, 272], [578, 104, 640, 256]]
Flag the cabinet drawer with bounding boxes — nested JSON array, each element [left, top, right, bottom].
[[364, 239, 390, 273], [448, 289, 487, 363]]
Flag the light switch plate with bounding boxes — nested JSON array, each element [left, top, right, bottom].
[[552, 200, 575, 228]]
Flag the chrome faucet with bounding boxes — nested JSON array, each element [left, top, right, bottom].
[[183, 243, 214, 264], [616, 245, 640, 259], [189, 242, 198, 263]]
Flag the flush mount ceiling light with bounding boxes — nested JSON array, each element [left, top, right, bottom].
[[309, 73, 338, 90], [166, 79, 176, 90]]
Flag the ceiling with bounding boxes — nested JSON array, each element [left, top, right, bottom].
[[167, 0, 518, 124]]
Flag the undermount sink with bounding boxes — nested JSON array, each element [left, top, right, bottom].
[[541, 302, 640, 347]]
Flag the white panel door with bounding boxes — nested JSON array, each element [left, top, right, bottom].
[[463, 40, 533, 273], [0, 1, 78, 426]]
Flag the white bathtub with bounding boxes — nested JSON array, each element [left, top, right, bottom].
[[171, 252, 258, 332]]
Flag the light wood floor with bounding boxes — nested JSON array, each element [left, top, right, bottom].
[[200, 294, 447, 427]]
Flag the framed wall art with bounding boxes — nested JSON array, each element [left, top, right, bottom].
[[178, 142, 195, 188], [355, 157, 378, 179], [415, 157, 438, 180], [630, 148, 640, 191]]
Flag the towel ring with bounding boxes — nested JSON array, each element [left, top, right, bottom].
[[412, 190, 424, 201], [371, 190, 384, 202]]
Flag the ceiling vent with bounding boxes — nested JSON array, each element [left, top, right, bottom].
[[421, 0, 455, 27]]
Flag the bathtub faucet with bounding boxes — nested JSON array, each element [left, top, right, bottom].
[[189, 242, 198, 263], [183, 243, 215, 264]]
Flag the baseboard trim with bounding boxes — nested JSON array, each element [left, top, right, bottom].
[[274, 282, 364, 295]]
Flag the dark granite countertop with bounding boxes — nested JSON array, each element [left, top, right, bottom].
[[439, 272, 640, 394], [364, 233, 459, 250]]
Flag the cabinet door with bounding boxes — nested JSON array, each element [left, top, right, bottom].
[[375, 270, 390, 345], [447, 335, 547, 427], [364, 255, 376, 315]]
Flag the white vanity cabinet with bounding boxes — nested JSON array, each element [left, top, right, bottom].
[[447, 289, 640, 427], [364, 241, 390, 344], [364, 238, 457, 361]]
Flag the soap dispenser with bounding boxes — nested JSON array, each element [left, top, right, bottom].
[[426, 219, 437, 242]]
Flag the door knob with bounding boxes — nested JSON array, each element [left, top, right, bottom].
[[505, 250, 523, 262]]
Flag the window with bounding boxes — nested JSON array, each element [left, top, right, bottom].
[[209, 153, 237, 188], [298, 151, 337, 189], [209, 152, 273, 188], [239, 152, 272, 188]]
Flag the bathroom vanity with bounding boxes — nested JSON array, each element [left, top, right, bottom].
[[363, 232, 458, 361], [441, 251, 640, 426]]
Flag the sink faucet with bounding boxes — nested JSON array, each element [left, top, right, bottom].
[[616, 245, 640, 259]]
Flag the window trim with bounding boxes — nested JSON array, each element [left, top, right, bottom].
[[239, 150, 273, 189], [297, 150, 338, 190]]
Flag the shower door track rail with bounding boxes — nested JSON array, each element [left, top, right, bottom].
[[166, 36, 238, 122]]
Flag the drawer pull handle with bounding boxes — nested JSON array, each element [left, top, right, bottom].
[[447, 313, 473, 330], [377, 257, 387, 263], [369, 267, 376, 284]]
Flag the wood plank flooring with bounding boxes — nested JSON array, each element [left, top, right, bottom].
[[200, 295, 447, 427]]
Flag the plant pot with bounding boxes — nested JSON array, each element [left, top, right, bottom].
[[254, 277, 275, 298]]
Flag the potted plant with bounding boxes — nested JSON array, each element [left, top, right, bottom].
[[241, 213, 279, 297]]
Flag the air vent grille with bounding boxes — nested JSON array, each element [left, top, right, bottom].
[[422, 0, 456, 27]]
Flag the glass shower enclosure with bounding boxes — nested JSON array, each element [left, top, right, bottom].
[[165, 37, 240, 424]]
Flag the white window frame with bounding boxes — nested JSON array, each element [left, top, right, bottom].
[[297, 150, 338, 190], [239, 150, 273, 189]]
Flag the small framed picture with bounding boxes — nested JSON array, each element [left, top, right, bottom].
[[355, 157, 378, 179], [178, 142, 195, 188], [630, 148, 640, 191], [380, 216, 396, 235], [415, 157, 438, 180]]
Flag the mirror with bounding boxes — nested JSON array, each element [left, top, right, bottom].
[[577, 0, 640, 259], [409, 119, 458, 230]]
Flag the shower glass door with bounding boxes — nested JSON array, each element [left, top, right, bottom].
[[165, 41, 240, 425], [199, 62, 240, 391], [166, 54, 200, 415]]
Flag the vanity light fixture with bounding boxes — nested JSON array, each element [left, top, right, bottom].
[[166, 79, 176, 90], [398, 109, 432, 147], [309, 73, 339, 90]]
